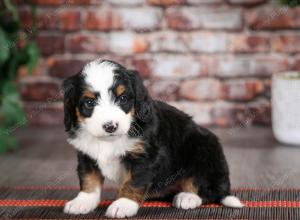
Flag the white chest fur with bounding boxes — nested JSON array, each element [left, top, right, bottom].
[[68, 130, 139, 183]]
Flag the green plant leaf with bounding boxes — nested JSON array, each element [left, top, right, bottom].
[[0, 127, 17, 154], [6, 53, 18, 80], [3, 0, 19, 22], [0, 0, 39, 154], [0, 81, 26, 126], [0, 28, 10, 65], [16, 45, 29, 65], [281, 0, 300, 6], [26, 42, 40, 74], [30, 4, 38, 37]]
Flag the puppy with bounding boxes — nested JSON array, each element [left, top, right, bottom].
[[62, 59, 243, 218]]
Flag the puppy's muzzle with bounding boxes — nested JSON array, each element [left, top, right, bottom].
[[103, 121, 118, 133]]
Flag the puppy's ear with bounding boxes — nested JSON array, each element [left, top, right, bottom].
[[128, 70, 153, 123], [62, 73, 82, 132]]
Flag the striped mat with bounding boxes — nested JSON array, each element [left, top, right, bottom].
[[1, 187, 300, 219]]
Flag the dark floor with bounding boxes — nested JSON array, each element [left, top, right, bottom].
[[1, 126, 300, 189]]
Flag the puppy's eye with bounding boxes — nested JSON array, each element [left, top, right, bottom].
[[119, 95, 128, 104], [84, 99, 96, 109]]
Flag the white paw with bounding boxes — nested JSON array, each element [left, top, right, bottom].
[[173, 192, 202, 210], [221, 195, 244, 208], [64, 190, 100, 215], [105, 198, 139, 218]]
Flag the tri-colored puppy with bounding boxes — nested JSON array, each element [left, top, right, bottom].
[[63, 59, 243, 218]]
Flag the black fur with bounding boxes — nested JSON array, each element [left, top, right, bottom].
[[122, 100, 231, 203], [63, 60, 232, 205], [63, 73, 84, 133]]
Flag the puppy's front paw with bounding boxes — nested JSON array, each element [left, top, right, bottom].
[[173, 192, 202, 210], [64, 191, 100, 215], [105, 198, 139, 218]]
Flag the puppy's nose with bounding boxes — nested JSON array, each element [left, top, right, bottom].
[[102, 121, 118, 133]]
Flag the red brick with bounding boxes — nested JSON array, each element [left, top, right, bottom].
[[148, 0, 186, 6], [262, 79, 271, 98], [148, 80, 180, 101], [21, 9, 80, 31], [48, 58, 87, 78], [166, 7, 242, 30], [60, 10, 81, 31], [85, 8, 162, 31], [12, 0, 26, 5], [150, 32, 187, 53], [31, 0, 65, 5], [246, 8, 300, 30], [167, 13, 190, 30], [254, 57, 290, 76], [24, 102, 63, 126], [187, 0, 222, 4], [18, 60, 47, 78], [20, 10, 34, 30], [109, 33, 148, 55], [211, 56, 290, 78], [229, 35, 270, 53], [107, 0, 143, 6], [180, 79, 221, 101], [20, 9, 59, 30], [294, 58, 300, 71], [30, 0, 101, 5], [247, 99, 271, 125], [99, 55, 129, 66], [151, 55, 206, 79], [118, 8, 162, 31], [216, 99, 271, 129], [21, 80, 62, 102], [84, 9, 122, 31], [212, 102, 244, 127], [272, 34, 300, 53], [169, 101, 213, 125], [65, 0, 102, 5], [67, 34, 108, 53], [131, 58, 152, 79], [227, 0, 267, 6], [39, 12, 60, 30], [221, 79, 264, 101], [187, 32, 228, 53], [36, 34, 64, 56]]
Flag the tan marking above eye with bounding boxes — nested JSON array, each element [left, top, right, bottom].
[[83, 90, 97, 99], [116, 84, 126, 96]]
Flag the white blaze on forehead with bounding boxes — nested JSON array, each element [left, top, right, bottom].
[[83, 60, 116, 101]]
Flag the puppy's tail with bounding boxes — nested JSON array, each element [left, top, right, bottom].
[[221, 195, 244, 208]]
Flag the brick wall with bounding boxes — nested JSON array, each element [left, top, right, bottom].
[[18, 0, 300, 127]]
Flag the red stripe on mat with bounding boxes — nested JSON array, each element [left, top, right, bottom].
[[1, 200, 300, 208]]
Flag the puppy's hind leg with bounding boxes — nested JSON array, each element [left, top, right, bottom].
[[221, 195, 244, 208], [172, 177, 202, 210], [199, 181, 244, 208]]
